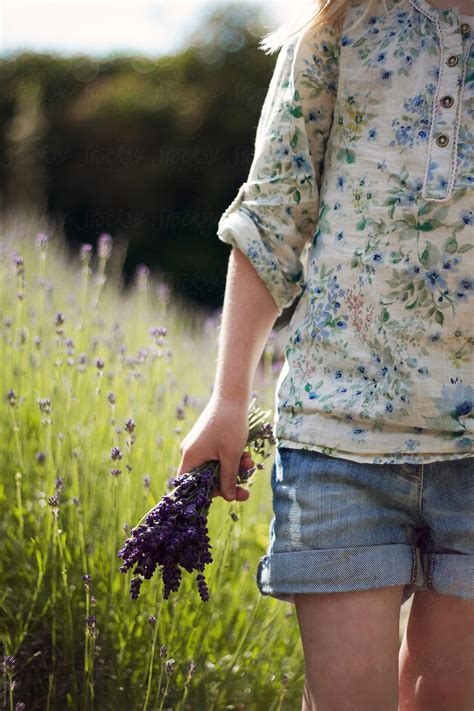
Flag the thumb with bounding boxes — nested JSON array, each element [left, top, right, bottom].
[[218, 451, 240, 502]]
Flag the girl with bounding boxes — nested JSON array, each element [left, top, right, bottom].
[[178, 0, 474, 708]]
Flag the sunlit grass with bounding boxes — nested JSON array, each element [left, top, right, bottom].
[[0, 209, 303, 710]]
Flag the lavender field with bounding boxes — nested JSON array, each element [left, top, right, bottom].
[[0, 211, 302, 710]]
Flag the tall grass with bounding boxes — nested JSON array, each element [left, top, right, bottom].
[[0, 209, 303, 710]]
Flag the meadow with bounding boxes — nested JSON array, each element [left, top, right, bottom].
[[0, 209, 306, 710], [0, 211, 412, 710]]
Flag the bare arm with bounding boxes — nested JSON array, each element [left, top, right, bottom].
[[212, 246, 279, 404], [177, 246, 278, 502]]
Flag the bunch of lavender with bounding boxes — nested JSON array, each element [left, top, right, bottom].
[[117, 398, 275, 602]]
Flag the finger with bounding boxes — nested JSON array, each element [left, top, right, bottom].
[[235, 485, 250, 501], [212, 484, 250, 501], [218, 452, 241, 501]]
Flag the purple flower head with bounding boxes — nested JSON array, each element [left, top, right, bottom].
[[98, 233, 113, 260], [2, 655, 16, 675], [11, 252, 24, 275], [187, 661, 197, 678], [110, 468, 122, 477], [124, 418, 136, 433], [35, 232, 49, 252], [147, 614, 157, 626], [48, 494, 59, 507], [55, 312, 65, 326], [37, 397, 51, 414], [137, 264, 150, 278], [158, 283, 170, 301], [36, 451, 46, 464], [79, 243, 93, 263], [111, 446, 123, 461], [108, 391, 116, 405], [165, 659, 176, 676], [149, 326, 167, 344], [136, 264, 150, 291], [7, 389, 16, 406], [96, 358, 105, 370], [118, 401, 275, 602]]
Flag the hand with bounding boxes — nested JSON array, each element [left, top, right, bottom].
[[177, 397, 254, 502]]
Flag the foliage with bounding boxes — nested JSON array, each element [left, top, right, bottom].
[[0, 211, 303, 710]]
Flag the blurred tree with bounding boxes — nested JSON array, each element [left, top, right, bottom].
[[0, 4, 279, 309]]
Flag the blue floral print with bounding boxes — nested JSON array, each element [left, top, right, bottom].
[[217, 0, 474, 464]]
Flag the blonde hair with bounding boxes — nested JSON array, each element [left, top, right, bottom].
[[259, 0, 389, 55]]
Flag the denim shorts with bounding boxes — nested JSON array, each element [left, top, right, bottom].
[[256, 447, 474, 605]]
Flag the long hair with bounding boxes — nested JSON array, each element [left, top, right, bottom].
[[259, 0, 390, 55]]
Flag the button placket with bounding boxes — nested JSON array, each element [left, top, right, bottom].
[[421, 19, 465, 202]]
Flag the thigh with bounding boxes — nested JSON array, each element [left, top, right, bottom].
[[399, 590, 474, 710], [295, 585, 404, 711]]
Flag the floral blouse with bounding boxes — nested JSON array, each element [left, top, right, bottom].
[[217, 0, 474, 464]]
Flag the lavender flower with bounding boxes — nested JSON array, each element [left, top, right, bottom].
[[2, 655, 16, 675], [165, 659, 176, 676], [124, 418, 135, 433], [11, 252, 24, 276], [111, 446, 123, 461], [37, 397, 51, 413], [136, 264, 150, 291], [118, 399, 275, 602], [35, 232, 49, 252], [79, 243, 93, 264], [98, 233, 113, 260]]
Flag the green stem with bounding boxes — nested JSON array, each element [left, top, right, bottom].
[[142, 602, 162, 711], [157, 674, 171, 711]]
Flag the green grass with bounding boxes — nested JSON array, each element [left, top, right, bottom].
[[0, 209, 304, 710]]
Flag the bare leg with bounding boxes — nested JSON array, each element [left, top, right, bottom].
[[399, 590, 474, 711], [294, 584, 405, 711]]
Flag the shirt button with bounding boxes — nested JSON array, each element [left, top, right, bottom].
[[436, 133, 449, 147], [440, 95, 454, 108], [461, 22, 471, 34], [446, 54, 459, 66]]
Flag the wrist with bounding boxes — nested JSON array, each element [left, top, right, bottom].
[[209, 389, 250, 409]]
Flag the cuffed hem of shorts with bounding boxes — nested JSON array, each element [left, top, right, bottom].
[[255, 543, 417, 605], [255, 544, 474, 605], [426, 552, 474, 600]]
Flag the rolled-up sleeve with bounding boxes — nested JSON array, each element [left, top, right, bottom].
[[217, 23, 340, 315]]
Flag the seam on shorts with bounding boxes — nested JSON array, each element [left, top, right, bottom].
[[426, 551, 435, 591], [410, 544, 418, 585], [418, 463, 424, 520]]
